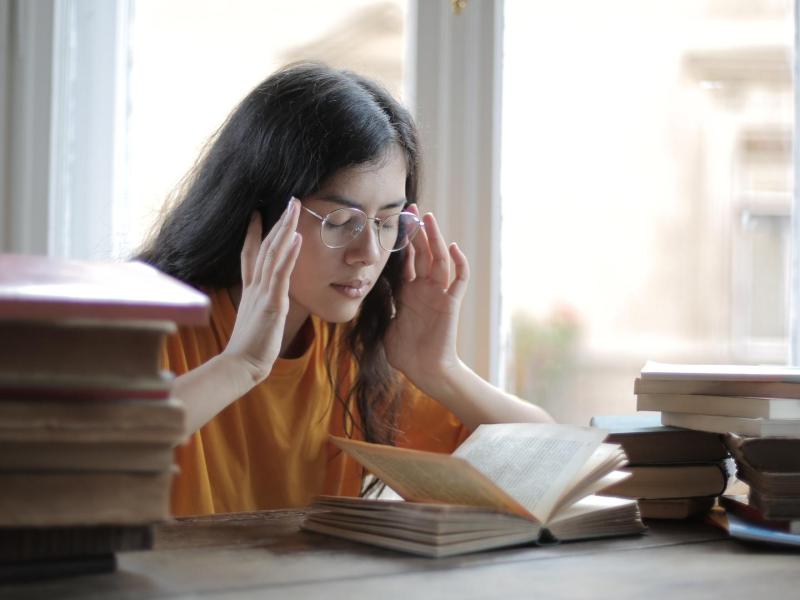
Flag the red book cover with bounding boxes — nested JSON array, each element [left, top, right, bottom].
[[0, 254, 209, 324]]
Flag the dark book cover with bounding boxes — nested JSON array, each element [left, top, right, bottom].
[[590, 413, 729, 465], [0, 524, 153, 562]]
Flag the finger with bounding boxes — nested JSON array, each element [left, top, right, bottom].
[[446, 243, 470, 300], [255, 198, 299, 284], [261, 198, 301, 284], [403, 242, 416, 282], [410, 216, 432, 280], [423, 213, 450, 288], [265, 232, 302, 306], [404, 205, 423, 280], [241, 212, 263, 287]]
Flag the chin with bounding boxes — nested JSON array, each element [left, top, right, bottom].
[[310, 299, 362, 324]]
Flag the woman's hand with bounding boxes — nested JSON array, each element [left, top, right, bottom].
[[385, 207, 470, 396], [222, 199, 302, 385]]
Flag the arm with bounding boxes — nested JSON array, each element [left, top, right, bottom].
[[385, 208, 554, 431], [419, 360, 553, 431], [177, 200, 302, 434]]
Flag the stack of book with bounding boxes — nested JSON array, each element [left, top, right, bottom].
[[0, 254, 208, 581], [590, 413, 730, 519], [717, 433, 800, 542], [630, 360, 800, 534], [635, 361, 800, 438]]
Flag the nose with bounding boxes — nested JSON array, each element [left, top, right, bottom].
[[344, 220, 382, 265]]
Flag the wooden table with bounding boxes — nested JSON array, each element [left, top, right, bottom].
[[2, 510, 798, 599]]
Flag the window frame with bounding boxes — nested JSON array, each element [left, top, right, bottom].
[[408, 0, 503, 382], [792, 0, 800, 364], [2, 0, 797, 376]]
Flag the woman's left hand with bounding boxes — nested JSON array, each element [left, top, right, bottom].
[[385, 207, 470, 396]]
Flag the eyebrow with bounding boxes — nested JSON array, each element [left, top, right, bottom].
[[318, 193, 407, 212]]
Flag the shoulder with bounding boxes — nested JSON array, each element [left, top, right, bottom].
[[162, 288, 232, 374]]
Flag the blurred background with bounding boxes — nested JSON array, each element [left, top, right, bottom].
[[1, 0, 795, 425]]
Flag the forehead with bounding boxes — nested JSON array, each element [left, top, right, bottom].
[[317, 146, 407, 209]]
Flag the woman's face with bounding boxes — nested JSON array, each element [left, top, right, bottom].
[[289, 145, 408, 323]]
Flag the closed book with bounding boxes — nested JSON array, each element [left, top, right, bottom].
[[720, 495, 800, 534], [0, 554, 117, 583], [733, 458, 800, 497], [661, 411, 800, 438], [0, 471, 173, 526], [725, 433, 800, 472], [0, 524, 154, 562], [640, 361, 800, 382], [0, 253, 209, 324], [589, 413, 728, 465], [0, 441, 175, 473], [599, 462, 729, 499], [748, 489, 800, 520], [0, 319, 173, 380], [0, 397, 186, 444], [634, 377, 800, 400], [637, 393, 800, 419], [637, 497, 716, 520], [707, 509, 800, 549], [0, 372, 173, 401]]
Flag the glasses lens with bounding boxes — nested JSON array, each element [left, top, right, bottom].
[[380, 213, 421, 252], [322, 208, 366, 248]]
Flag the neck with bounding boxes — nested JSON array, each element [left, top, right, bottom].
[[228, 285, 311, 358]]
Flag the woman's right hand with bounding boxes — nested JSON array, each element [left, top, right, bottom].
[[222, 198, 302, 385]]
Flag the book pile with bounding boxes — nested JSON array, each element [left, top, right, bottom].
[[626, 360, 800, 529], [635, 361, 800, 438], [716, 433, 800, 544], [590, 413, 730, 519], [302, 424, 645, 558], [0, 254, 208, 581]]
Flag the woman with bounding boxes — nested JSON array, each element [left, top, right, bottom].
[[138, 63, 552, 516]]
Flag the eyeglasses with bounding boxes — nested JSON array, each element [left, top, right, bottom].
[[301, 205, 424, 252]]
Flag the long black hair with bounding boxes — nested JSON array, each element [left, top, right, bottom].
[[137, 63, 419, 447]]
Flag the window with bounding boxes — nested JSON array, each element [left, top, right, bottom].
[[500, 0, 794, 424], [5, 0, 798, 424], [121, 0, 408, 259]]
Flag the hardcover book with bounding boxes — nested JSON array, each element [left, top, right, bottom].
[[589, 413, 728, 465], [634, 377, 800, 400], [640, 361, 800, 382], [637, 497, 716, 520], [0, 253, 209, 324], [661, 411, 800, 438], [637, 393, 800, 420], [0, 471, 173, 526], [0, 319, 174, 380], [725, 434, 800, 472], [599, 461, 730, 500]]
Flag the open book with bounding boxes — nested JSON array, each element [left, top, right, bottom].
[[302, 423, 645, 557]]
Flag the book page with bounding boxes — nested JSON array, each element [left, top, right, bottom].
[[550, 444, 628, 514], [452, 424, 606, 524], [330, 437, 533, 520]]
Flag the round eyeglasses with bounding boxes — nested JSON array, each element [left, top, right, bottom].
[[301, 205, 424, 252]]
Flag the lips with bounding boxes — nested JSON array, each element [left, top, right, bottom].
[[330, 279, 371, 299]]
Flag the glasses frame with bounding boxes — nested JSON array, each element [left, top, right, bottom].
[[300, 204, 424, 252]]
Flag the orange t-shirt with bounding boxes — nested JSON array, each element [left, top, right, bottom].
[[164, 288, 470, 516]]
